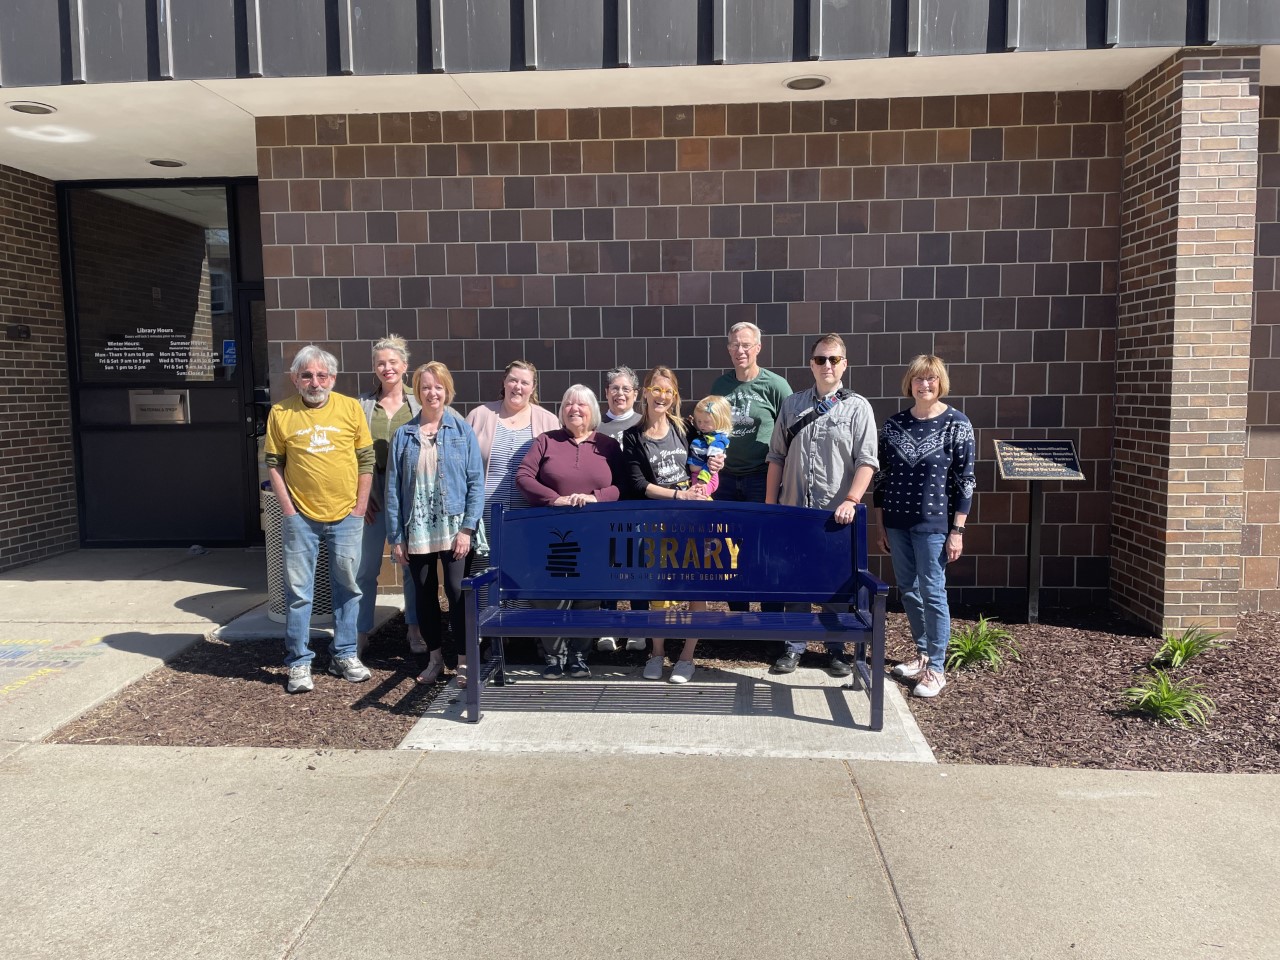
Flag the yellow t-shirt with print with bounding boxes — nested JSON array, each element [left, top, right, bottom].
[[264, 392, 373, 522]]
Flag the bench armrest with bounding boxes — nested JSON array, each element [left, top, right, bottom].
[[462, 567, 499, 591], [855, 570, 889, 595]]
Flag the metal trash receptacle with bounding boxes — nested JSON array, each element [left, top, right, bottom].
[[261, 485, 334, 625]]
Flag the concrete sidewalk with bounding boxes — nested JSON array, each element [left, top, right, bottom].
[[1, 550, 1276, 959]]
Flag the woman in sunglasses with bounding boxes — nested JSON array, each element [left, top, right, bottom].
[[873, 354, 976, 699], [765, 334, 879, 677]]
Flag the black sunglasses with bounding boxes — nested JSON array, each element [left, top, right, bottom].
[[810, 355, 844, 366]]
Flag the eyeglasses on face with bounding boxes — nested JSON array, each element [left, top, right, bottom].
[[607, 385, 635, 394], [646, 387, 675, 398], [810, 355, 844, 366], [728, 341, 759, 352], [297, 371, 334, 382], [912, 375, 940, 384]]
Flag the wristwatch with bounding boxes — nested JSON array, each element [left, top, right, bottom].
[[950, 525, 965, 535]]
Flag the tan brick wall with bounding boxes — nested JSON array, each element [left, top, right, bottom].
[[1113, 49, 1259, 634], [0, 163, 77, 571]]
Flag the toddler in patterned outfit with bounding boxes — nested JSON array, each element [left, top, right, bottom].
[[687, 395, 732, 498]]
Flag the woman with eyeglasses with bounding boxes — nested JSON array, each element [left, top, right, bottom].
[[765, 334, 879, 677], [464, 360, 559, 595], [873, 354, 976, 699], [621, 366, 716, 684]]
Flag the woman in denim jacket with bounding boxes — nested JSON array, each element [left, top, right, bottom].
[[385, 362, 485, 687]]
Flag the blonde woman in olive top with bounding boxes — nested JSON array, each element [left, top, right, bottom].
[[356, 334, 421, 656]]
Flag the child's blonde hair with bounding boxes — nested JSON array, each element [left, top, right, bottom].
[[693, 395, 733, 434]]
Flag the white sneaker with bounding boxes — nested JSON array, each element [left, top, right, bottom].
[[643, 655, 665, 680], [328, 656, 372, 683], [624, 638, 647, 651], [668, 660, 694, 684], [912, 669, 947, 698], [892, 655, 929, 679], [596, 637, 618, 652], [286, 664, 314, 693]]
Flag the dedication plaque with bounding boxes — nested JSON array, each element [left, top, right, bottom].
[[992, 439, 1085, 482]]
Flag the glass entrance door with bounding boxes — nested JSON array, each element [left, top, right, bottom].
[[66, 184, 262, 545]]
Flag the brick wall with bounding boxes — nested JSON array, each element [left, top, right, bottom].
[[1112, 50, 1258, 634], [257, 92, 1124, 606], [0, 164, 77, 571], [1242, 85, 1280, 612]]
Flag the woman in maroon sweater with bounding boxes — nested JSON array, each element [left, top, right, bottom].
[[516, 384, 626, 679]]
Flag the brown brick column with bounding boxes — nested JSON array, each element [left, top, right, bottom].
[[1112, 49, 1260, 634]]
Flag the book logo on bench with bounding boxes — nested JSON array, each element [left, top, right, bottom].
[[546, 528, 581, 578]]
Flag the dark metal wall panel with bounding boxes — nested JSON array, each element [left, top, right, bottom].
[[0, 0, 65, 87], [811, 0, 893, 59], [1008, 0, 1089, 51], [716, 0, 796, 64], [1209, 0, 1280, 44], [619, 0, 700, 67], [78, 0, 151, 83], [159, 0, 237, 80], [339, 0, 420, 75], [1108, 0, 1188, 46], [908, 0, 992, 56], [432, 0, 513, 72], [246, 0, 329, 78], [525, 0, 606, 70]]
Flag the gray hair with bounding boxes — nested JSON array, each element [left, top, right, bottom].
[[291, 345, 339, 375], [727, 321, 762, 343], [560, 384, 602, 431], [604, 365, 640, 393], [371, 333, 409, 366]]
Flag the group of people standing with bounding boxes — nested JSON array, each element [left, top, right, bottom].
[[265, 321, 975, 701]]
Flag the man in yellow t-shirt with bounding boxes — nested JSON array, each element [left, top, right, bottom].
[[265, 346, 375, 694]]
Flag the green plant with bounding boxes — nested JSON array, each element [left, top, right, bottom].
[[945, 616, 1020, 672], [1123, 670, 1216, 726], [1151, 625, 1225, 669]]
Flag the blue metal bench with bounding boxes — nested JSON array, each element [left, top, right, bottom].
[[461, 500, 888, 729]]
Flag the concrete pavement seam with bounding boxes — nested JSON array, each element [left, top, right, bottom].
[[279, 750, 429, 960], [842, 759, 922, 960]]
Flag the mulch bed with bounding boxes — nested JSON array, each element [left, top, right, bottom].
[[50, 608, 1280, 772]]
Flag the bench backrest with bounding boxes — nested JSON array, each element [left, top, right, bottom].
[[486, 500, 870, 605]]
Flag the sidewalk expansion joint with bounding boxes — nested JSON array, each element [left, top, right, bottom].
[[279, 750, 428, 960], [843, 759, 922, 960]]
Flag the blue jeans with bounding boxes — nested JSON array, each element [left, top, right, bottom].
[[885, 526, 951, 673], [355, 501, 417, 634], [283, 512, 363, 668]]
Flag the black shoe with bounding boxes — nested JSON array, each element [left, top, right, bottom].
[[827, 654, 853, 678], [566, 657, 591, 679], [542, 661, 564, 679], [772, 651, 801, 674]]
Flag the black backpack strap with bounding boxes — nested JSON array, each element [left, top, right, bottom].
[[783, 389, 852, 450]]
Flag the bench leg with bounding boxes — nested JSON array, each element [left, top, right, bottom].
[[464, 588, 482, 723], [869, 595, 885, 732]]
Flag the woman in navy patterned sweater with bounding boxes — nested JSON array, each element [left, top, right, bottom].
[[872, 355, 976, 698]]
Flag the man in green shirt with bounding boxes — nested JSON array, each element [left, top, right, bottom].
[[709, 321, 792, 614]]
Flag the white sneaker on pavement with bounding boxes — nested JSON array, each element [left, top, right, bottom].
[[643, 655, 665, 680], [596, 637, 618, 652], [624, 638, 647, 651], [668, 660, 694, 684]]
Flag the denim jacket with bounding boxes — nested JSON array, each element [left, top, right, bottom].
[[384, 409, 485, 546]]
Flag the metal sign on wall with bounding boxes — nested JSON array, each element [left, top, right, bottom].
[[993, 439, 1086, 482]]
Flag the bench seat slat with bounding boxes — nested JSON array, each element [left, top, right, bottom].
[[476, 609, 874, 642]]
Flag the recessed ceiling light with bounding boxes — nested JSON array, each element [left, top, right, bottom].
[[148, 158, 187, 168], [784, 75, 828, 91], [7, 101, 57, 115]]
